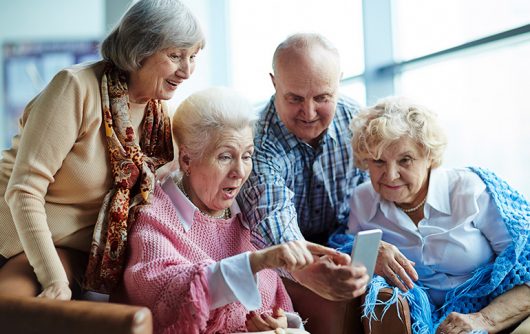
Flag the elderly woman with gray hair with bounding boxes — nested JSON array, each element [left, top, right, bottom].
[[123, 87, 334, 333], [0, 0, 204, 299], [331, 96, 530, 334]]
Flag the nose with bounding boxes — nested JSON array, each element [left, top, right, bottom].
[[230, 159, 246, 179], [385, 163, 400, 181], [176, 58, 192, 79], [301, 100, 317, 120]]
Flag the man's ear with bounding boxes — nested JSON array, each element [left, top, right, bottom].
[[269, 73, 276, 89]]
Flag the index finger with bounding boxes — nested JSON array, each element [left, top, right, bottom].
[[305, 241, 341, 256]]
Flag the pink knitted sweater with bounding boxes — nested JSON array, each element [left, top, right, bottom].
[[124, 185, 293, 334]]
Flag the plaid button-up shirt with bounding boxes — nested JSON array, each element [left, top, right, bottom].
[[238, 94, 367, 249]]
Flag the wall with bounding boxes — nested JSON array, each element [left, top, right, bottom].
[[0, 0, 105, 149]]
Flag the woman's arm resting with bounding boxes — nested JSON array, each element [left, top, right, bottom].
[[437, 284, 530, 334]]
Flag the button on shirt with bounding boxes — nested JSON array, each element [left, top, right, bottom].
[[348, 167, 512, 306], [238, 95, 366, 248]]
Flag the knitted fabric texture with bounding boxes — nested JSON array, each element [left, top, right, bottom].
[[329, 167, 530, 334], [124, 185, 293, 334]]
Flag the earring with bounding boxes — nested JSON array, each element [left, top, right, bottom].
[[185, 169, 190, 176]]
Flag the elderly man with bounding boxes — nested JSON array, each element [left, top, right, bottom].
[[238, 33, 369, 304]]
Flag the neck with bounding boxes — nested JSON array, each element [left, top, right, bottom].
[[177, 178, 230, 219]]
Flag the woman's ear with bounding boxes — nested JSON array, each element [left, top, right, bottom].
[[178, 148, 191, 172]]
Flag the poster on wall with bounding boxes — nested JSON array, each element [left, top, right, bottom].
[[2, 40, 100, 149]]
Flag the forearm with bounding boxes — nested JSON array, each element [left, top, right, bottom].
[[6, 191, 68, 287], [479, 284, 530, 332]]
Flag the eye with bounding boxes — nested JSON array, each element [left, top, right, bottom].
[[242, 153, 253, 161], [314, 95, 330, 103], [286, 95, 303, 104], [169, 53, 181, 60], [372, 159, 385, 166], [218, 154, 232, 161], [399, 156, 414, 166]]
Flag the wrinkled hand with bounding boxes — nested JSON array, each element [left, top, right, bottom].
[[250, 240, 340, 273], [246, 307, 287, 332], [37, 281, 72, 300], [436, 312, 493, 334], [374, 240, 418, 291], [292, 253, 369, 301]]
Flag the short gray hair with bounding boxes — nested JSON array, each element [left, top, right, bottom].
[[100, 0, 205, 72], [351, 96, 447, 169], [172, 87, 258, 161], [272, 33, 340, 74]]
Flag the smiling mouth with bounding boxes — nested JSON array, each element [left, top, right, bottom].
[[298, 119, 318, 125], [166, 79, 180, 87]]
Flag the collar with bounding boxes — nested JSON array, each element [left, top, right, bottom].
[[161, 178, 245, 232]]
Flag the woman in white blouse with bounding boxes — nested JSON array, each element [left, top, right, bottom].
[[347, 96, 530, 334]]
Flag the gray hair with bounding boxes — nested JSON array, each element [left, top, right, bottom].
[[351, 96, 447, 169], [100, 0, 205, 72], [172, 87, 258, 161], [272, 33, 340, 74]]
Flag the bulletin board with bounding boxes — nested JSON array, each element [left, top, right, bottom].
[[2, 40, 100, 148]]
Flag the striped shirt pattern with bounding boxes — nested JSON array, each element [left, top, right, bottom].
[[238, 95, 367, 249]]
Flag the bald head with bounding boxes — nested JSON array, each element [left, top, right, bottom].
[[272, 33, 341, 76]]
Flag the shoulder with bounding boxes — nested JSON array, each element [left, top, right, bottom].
[[53, 61, 105, 87], [40, 61, 105, 103], [445, 168, 486, 197], [130, 184, 181, 234], [336, 95, 361, 116]]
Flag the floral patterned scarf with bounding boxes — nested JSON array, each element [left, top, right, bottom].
[[84, 62, 174, 293]]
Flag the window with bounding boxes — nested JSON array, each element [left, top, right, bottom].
[[391, 0, 530, 198], [227, 0, 364, 102]]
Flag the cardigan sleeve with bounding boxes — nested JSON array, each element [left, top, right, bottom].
[[5, 68, 86, 288]]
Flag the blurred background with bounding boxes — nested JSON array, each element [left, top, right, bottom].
[[1, 0, 529, 198]]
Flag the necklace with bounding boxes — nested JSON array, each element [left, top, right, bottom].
[[176, 180, 231, 219], [398, 196, 427, 213]]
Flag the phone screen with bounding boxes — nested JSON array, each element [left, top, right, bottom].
[[351, 229, 382, 280]]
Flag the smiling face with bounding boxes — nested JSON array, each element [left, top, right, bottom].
[[127, 44, 201, 103], [366, 137, 432, 206], [271, 46, 341, 147], [180, 127, 254, 216]]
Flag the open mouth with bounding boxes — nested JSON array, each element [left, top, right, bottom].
[[223, 187, 238, 195]]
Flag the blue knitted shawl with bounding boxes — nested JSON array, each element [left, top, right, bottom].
[[329, 167, 530, 334]]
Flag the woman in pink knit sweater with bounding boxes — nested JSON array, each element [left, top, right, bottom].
[[123, 87, 341, 333]]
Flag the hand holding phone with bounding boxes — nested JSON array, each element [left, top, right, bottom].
[[351, 229, 382, 280]]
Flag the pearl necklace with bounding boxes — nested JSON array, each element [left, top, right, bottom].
[[398, 196, 427, 213], [177, 180, 231, 219]]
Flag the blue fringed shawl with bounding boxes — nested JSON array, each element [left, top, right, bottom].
[[329, 167, 530, 333]]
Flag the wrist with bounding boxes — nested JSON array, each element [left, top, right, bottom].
[[478, 310, 497, 332], [249, 251, 264, 274]]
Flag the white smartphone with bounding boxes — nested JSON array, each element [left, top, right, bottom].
[[351, 229, 382, 280]]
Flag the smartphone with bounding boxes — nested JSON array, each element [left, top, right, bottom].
[[351, 229, 382, 280]]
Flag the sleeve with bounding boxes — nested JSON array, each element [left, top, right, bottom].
[[205, 251, 261, 311], [238, 141, 304, 249], [5, 69, 86, 288], [473, 184, 512, 255], [125, 212, 260, 332]]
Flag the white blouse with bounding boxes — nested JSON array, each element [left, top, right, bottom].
[[348, 167, 513, 306]]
